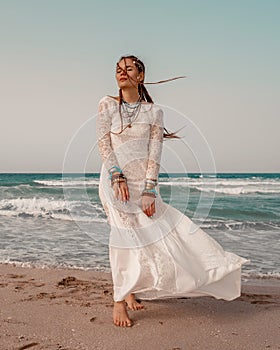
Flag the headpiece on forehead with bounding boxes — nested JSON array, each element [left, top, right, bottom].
[[132, 58, 145, 73]]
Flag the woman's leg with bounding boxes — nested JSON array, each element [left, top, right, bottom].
[[113, 300, 133, 327], [125, 293, 144, 310]]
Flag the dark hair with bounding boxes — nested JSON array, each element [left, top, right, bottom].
[[117, 55, 182, 140]]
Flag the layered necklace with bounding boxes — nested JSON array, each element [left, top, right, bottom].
[[109, 95, 143, 135], [120, 96, 142, 128]]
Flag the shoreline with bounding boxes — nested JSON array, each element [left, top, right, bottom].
[[0, 263, 279, 350], [2, 260, 280, 285]]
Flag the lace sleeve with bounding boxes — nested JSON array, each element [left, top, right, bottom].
[[145, 108, 164, 181], [96, 98, 121, 173]]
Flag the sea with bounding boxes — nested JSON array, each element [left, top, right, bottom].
[[0, 173, 279, 283]]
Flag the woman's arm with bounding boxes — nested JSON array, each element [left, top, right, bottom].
[[96, 98, 121, 174], [142, 108, 164, 217], [145, 108, 164, 181]]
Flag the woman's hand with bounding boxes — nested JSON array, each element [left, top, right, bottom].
[[142, 195, 155, 217], [113, 181, 130, 202]]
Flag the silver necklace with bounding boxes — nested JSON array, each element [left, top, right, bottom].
[[121, 97, 141, 125]]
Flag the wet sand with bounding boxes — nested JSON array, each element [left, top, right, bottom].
[[0, 263, 279, 350]]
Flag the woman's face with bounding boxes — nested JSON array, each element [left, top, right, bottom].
[[115, 58, 144, 89]]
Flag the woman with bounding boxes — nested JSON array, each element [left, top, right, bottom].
[[96, 55, 249, 327]]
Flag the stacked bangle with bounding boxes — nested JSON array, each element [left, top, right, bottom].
[[141, 188, 158, 198], [108, 165, 123, 180], [141, 178, 158, 198], [107, 165, 127, 187], [145, 178, 158, 187], [111, 172, 127, 187]]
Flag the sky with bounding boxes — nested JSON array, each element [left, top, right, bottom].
[[0, 0, 279, 173]]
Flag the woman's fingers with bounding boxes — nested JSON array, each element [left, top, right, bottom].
[[151, 201, 155, 215], [150, 202, 155, 216], [142, 196, 155, 217], [120, 185, 128, 202], [122, 185, 129, 202], [125, 186, 130, 201], [115, 183, 130, 202], [113, 184, 119, 200]]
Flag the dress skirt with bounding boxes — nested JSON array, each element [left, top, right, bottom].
[[96, 95, 250, 302]]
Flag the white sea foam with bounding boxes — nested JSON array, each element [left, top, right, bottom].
[[159, 183, 280, 195], [193, 185, 280, 195], [242, 271, 280, 280], [0, 259, 279, 280], [160, 178, 280, 186], [31, 177, 280, 195], [33, 179, 100, 186], [0, 197, 106, 222], [0, 259, 111, 273]]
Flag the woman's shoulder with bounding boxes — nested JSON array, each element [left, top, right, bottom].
[[149, 102, 163, 116], [98, 95, 118, 104], [98, 95, 119, 114]]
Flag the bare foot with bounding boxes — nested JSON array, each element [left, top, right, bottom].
[[113, 300, 133, 327], [125, 293, 144, 310]]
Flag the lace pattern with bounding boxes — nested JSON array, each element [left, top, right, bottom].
[[146, 109, 164, 180], [96, 99, 120, 173], [96, 97, 164, 181]]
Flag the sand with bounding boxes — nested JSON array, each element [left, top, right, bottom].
[[0, 263, 279, 350]]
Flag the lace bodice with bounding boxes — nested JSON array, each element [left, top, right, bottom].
[[96, 95, 164, 181]]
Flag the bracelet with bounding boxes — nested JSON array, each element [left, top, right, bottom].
[[145, 179, 158, 186], [141, 187, 158, 197], [108, 166, 123, 180], [141, 191, 156, 198], [143, 178, 158, 192], [111, 173, 127, 187], [112, 178, 126, 184], [109, 165, 122, 173], [111, 172, 124, 180]]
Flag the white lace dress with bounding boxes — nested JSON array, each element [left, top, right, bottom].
[[96, 95, 249, 302]]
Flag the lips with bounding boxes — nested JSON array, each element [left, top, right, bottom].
[[120, 77, 127, 81]]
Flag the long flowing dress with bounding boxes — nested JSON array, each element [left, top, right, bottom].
[[96, 95, 250, 302]]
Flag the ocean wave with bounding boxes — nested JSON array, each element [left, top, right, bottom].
[[158, 179, 280, 195], [0, 259, 111, 273], [0, 197, 106, 222], [160, 178, 280, 186], [242, 271, 280, 280], [33, 179, 100, 187], [1, 197, 278, 228], [193, 186, 280, 195], [199, 219, 280, 231]]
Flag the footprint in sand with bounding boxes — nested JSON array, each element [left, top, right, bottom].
[[240, 293, 280, 306]]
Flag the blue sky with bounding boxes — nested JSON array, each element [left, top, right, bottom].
[[0, 0, 279, 172]]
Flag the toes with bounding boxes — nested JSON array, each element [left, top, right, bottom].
[[115, 320, 132, 327], [114, 318, 133, 327], [135, 303, 143, 310], [127, 302, 144, 311], [126, 319, 133, 327]]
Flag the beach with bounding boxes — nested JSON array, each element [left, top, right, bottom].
[[0, 263, 279, 350], [1, 173, 280, 349]]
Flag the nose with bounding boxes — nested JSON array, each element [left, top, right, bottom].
[[120, 69, 127, 77]]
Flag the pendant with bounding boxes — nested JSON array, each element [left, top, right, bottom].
[[128, 124, 132, 128]]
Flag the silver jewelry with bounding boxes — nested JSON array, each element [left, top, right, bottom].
[[121, 96, 141, 125]]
